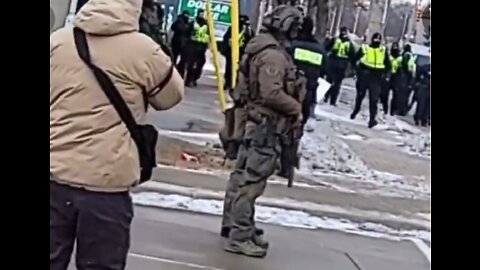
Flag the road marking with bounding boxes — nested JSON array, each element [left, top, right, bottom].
[[408, 238, 431, 264], [129, 252, 225, 270]]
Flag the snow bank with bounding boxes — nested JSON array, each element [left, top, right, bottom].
[[132, 192, 431, 242]]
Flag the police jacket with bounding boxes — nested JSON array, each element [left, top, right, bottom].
[[289, 38, 327, 91], [325, 37, 356, 70], [170, 16, 191, 48], [353, 44, 391, 75], [189, 17, 209, 50]]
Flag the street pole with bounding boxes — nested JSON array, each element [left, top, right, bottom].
[[334, 0, 345, 35], [231, 0, 240, 89], [400, 12, 409, 40], [353, 6, 361, 35], [381, 0, 390, 36], [329, 7, 337, 34], [256, 0, 266, 34], [366, 0, 386, 40], [409, 0, 421, 42], [205, 0, 227, 112]]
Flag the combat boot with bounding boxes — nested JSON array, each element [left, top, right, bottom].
[[368, 119, 378, 128], [224, 239, 267, 258]]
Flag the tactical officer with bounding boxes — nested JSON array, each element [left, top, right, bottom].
[[380, 42, 402, 115], [323, 27, 356, 106], [351, 33, 391, 128], [290, 17, 327, 128], [184, 9, 209, 87], [221, 5, 305, 258], [396, 44, 417, 115], [413, 64, 430, 126], [222, 15, 255, 91]]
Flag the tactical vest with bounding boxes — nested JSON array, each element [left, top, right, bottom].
[[239, 30, 245, 48], [333, 39, 350, 58], [391, 56, 403, 74], [293, 48, 323, 66], [404, 52, 417, 73], [191, 22, 209, 44], [360, 45, 386, 69]]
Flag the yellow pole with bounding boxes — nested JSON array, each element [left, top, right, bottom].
[[206, 0, 227, 112], [230, 0, 240, 89]]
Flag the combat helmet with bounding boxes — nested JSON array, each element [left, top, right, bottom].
[[262, 4, 304, 33]]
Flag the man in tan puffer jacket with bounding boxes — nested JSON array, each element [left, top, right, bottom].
[[50, 0, 184, 269]]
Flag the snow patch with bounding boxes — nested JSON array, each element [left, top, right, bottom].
[[339, 134, 365, 141], [132, 192, 430, 242]]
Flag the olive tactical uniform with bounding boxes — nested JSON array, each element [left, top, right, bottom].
[[221, 5, 305, 258]]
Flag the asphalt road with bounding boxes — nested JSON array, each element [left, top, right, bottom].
[[68, 206, 430, 270], [145, 71, 223, 133]]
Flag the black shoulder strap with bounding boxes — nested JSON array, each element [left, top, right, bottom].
[[73, 27, 139, 138]]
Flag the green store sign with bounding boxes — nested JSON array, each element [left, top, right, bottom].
[[178, 0, 231, 25]]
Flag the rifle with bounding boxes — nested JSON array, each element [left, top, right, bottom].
[[279, 123, 301, 188]]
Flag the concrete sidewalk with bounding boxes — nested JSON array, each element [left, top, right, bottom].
[[70, 206, 430, 270]]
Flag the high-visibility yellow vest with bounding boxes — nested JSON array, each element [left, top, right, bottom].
[[239, 30, 245, 48], [391, 56, 402, 74], [360, 45, 386, 69], [294, 48, 323, 66], [404, 52, 417, 73], [191, 22, 209, 44], [333, 38, 350, 58]]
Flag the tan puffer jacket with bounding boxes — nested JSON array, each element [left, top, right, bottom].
[[50, 0, 184, 192]]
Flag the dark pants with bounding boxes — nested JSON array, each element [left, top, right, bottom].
[[301, 84, 317, 129], [177, 50, 188, 79], [50, 182, 133, 270], [414, 86, 430, 125], [394, 73, 413, 116], [172, 45, 182, 65], [324, 67, 346, 105], [380, 75, 401, 115], [352, 71, 383, 123], [395, 83, 409, 116], [185, 43, 207, 84]]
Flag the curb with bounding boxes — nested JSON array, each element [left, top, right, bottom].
[[133, 181, 430, 232]]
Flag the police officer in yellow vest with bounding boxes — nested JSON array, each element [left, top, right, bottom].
[[184, 9, 209, 87], [222, 15, 254, 90], [323, 27, 356, 106], [395, 44, 417, 115], [380, 42, 402, 116], [351, 32, 391, 128]]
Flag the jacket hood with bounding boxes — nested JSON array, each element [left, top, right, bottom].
[[244, 32, 280, 55], [74, 0, 142, 35]]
